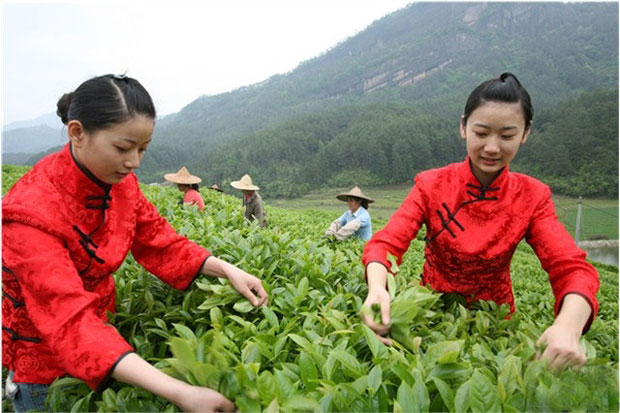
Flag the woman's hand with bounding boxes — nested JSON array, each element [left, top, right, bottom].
[[361, 262, 392, 345], [537, 322, 586, 370], [225, 265, 269, 307], [536, 293, 592, 370], [201, 257, 268, 307], [361, 286, 392, 345], [175, 386, 235, 413]]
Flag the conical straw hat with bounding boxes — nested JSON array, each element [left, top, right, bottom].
[[336, 186, 374, 203], [164, 167, 202, 184], [230, 174, 259, 190], [209, 184, 224, 192]]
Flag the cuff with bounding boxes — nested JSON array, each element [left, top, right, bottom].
[[186, 255, 212, 290], [555, 291, 597, 335], [95, 350, 134, 393]]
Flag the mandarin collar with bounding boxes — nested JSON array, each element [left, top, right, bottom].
[[52, 143, 112, 199]]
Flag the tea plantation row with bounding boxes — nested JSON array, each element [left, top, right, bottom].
[[1, 166, 618, 412]]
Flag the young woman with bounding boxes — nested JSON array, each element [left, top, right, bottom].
[[230, 174, 267, 228], [361, 73, 599, 370], [324, 186, 373, 241], [164, 166, 206, 211], [2, 74, 268, 412]]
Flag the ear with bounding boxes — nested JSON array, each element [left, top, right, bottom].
[[67, 120, 86, 148], [520, 121, 533, 145], [459, 115, 467, 141]]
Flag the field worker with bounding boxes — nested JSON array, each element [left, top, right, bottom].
[[324, 186, 373, 241], [230, 174, 267, 227], [2, 74, 268, 412], [209, 183, 224, 192], [164, 166, 205, 211], [361, 72, 599, 371]]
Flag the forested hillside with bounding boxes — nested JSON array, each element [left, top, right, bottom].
[[186, 89, 619, 199], [136, 2, 618, 197]]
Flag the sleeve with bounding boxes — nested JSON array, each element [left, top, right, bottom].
[[253, 198, 265, 221], [252, 197, 268, 227], [525, 187, 600, 332], [337, 211, 348, 227], [362, 179, 426, 274], [334, 219, 361, 241], [131, 188, 210, 290], [357, 210, 370, 229], [2, 222, 134, 391]]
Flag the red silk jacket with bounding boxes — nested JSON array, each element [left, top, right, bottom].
[[363, 158, 599, 329], [2, 144, 210, 390]]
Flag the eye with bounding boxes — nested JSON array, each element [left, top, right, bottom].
[[474, 131, 488, 137], [115, 146, 129, 153], [501, 135, 516, 140], [139, 147, 148, 153]]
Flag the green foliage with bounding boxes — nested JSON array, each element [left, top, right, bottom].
[[514, 89, 619, 197], [2, 168, 617, 412], [2, 164, 31, 195]]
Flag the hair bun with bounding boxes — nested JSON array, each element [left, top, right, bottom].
[[56, 92, 73, 124]]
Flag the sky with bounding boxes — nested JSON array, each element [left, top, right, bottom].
[[2, 0, 412, 126]]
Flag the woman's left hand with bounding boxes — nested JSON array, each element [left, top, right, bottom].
[[225, 266, 269, 307], [536, 320, 586, 370]]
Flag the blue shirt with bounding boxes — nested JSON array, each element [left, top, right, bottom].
[[337, 206, 372, 241]]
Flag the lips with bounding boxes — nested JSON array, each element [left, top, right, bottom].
[[480, 157, 500, 166]]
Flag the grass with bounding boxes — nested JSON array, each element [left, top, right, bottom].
[[272, 184, 619, 240]]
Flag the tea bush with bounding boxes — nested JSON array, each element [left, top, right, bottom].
[[2, 166, 618, 412]]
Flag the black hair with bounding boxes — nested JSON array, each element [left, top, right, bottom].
[[191, 184, 200, 191], [56, 74, 156, 132], [349, 196, 369, 210], [462, 72, 533, 128]]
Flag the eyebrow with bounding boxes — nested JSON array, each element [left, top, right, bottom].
[[121, 138, 152, 145], [472, 123, 518, 131]]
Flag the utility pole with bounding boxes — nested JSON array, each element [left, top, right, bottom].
[[575, 196, 583, 244]]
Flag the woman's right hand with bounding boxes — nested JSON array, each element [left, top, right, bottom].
[[361, 263, 393, 345], [175, 386, 235, 413]]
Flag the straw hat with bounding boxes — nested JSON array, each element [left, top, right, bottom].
[[164, 167, 202, 185], [230, 174, 259, 191], [209, 184, 224, 192], [336, 186, 374, 203]]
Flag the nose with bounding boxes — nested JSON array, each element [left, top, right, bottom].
[[124, 150, 141, 170], [484, 136, 501, 154]]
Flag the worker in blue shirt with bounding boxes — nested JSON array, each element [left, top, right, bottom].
[[324, 186, 373, 241]]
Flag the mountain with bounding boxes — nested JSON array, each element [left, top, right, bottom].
[[2, 125, 67, 154], [3, 112, 60, 132], [136, 2, 617, 198]]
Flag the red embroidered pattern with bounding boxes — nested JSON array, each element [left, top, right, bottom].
[[2, 144, 210, 389], [363, 157, 599, 325]]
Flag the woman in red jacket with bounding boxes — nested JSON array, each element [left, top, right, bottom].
[[165, 166, 206, 211], [361, 73, 599, 370], [2, 74, 267, 412]]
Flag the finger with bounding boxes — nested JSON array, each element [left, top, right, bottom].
[[549, 353, 570, 371], [563, 349, 587, 369], [361, 315, 391, 336], [376, 333, 393, 346], [238, 284, 259, 307], [217, 396, 236, 413], [252, 282, 269, 306]]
